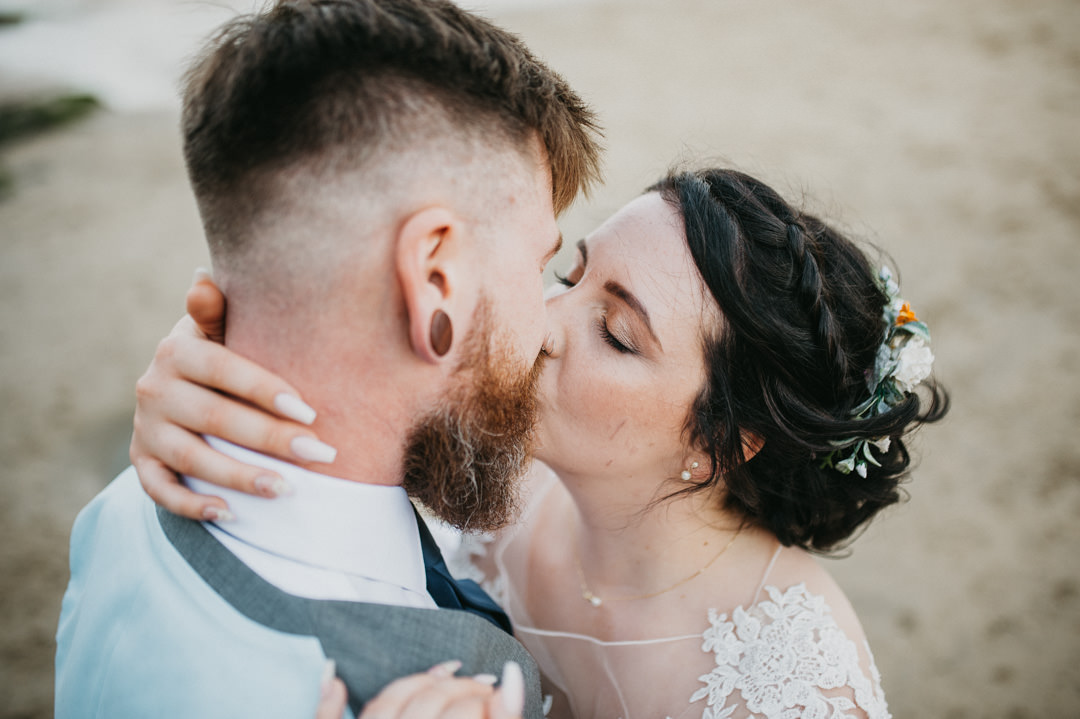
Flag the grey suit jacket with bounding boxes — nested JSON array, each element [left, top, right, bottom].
[[158, 507, 544, 717]]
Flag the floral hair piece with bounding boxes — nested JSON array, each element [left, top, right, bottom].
[[820, 266, 934, 477]]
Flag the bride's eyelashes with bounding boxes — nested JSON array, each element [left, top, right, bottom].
[[596, 315, 637, 355], [554, 271, 574, 287]]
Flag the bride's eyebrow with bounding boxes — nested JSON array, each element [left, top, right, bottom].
[[576, 238, 588, 265], [603, 279, 662, 350]]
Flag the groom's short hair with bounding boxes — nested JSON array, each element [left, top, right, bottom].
[[181, 0, 601, 260]]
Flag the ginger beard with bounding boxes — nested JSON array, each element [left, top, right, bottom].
[[402, 300, 543, 532]]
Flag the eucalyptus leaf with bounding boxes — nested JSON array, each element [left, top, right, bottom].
[[861, 441, 882, 467]]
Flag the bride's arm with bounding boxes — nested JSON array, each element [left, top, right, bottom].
[[130, 273, 334, 520]]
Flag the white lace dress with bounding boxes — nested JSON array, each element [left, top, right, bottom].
[[448, 472, 891, 719]]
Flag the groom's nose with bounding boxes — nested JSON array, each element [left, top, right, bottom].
[[540, 288, 569, 360], [539, 332, 555, 358]]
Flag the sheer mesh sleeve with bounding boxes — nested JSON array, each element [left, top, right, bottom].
[[449, 465, 890, 719]]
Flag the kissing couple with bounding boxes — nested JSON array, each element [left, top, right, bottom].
[[56, 1, 947, 718]]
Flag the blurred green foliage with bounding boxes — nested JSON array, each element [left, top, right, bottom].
[[0, 94, 102, 199], [0, 94, 102, 147]]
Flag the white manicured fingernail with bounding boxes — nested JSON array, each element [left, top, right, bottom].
[[320, 659, 336, 697], [500, 661, 524, 715], [202, 505, 235, 522], [472, 673, 497, 685], [274, 393, 317, 425], [254, 475, 293, 498], [428, 660, 462, 677], [193, 267, 213, 283], [291, 436, 337, 464]]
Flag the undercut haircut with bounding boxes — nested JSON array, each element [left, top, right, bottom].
[[181, 0, 602, 255]]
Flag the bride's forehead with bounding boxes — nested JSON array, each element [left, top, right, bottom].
[[590, 199, 686, 260], [591, 217, 697, 281], [600, 192, 680, 231]]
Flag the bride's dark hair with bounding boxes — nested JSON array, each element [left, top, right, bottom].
[[650, 168, 948, 553]]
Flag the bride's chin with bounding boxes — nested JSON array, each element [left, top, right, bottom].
[[532, 399, 570, 464], [531, 416, 552, 464]]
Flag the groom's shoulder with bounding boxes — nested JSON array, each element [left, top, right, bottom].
[[90, 464, 150, 509], [70, 465, 156, 542], [65, 465, 185, 598]]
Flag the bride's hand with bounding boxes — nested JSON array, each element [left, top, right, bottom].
[[130, 271, 334, 521], [358, 661, 525, 719], [316, 661, 348, 719]]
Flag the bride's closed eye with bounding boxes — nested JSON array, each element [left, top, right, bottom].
[[596, 315, 637, 355], [552, 239, 644, 356]]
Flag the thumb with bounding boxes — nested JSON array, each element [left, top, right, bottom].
[[187, 268, 227, 343], [488, 661, 524, 719], [315, 660, 348, 719]]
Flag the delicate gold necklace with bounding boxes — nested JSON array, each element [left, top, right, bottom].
[[573, 525, 743, 608]]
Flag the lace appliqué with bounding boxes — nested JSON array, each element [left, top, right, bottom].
[[447, 532, 509, 608], [692, 584, 890, 719]]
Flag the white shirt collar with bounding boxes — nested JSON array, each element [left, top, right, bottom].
[[184, 437, 429, 600]]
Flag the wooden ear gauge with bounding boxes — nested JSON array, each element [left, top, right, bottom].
[[430, 310, 453, 356]]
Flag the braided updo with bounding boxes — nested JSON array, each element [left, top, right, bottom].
[[649, 168, 948, 552]]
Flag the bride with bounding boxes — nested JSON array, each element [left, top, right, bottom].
[[130, 167, 947, 718]]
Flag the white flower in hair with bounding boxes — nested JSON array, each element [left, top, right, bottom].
[[821, 267, 934, 476], [879, 265, 900, 297], [893, 336, 934, 393], [871, 437, 891, 454]]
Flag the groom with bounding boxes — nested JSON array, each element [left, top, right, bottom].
[[54, 0, 600, 716]]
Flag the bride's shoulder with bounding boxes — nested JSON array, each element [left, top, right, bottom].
[[751, 545, 869, 647], [693, 545, 889, 719]]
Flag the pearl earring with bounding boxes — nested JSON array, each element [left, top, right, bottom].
[[680, 461, 699, 481]]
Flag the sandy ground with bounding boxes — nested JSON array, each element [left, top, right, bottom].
[[2, 0, 1078, 717]]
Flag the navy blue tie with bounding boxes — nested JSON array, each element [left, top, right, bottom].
[[413, 508, 513, 634]]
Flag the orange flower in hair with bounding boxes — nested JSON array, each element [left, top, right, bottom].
[[896, 302, 918, 326]]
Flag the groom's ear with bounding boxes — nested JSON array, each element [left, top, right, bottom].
[[395, 206, 468, 364]]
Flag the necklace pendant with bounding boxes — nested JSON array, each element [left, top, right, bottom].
[[583, 591, 603, 608]]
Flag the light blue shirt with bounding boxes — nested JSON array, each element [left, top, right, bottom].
[[55, 467, 353, 718]]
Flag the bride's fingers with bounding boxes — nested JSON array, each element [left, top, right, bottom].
[[153, 381, 330, 467], [161, 332, 316, 426], [359, 674, 493, 718], [314, 660, 348, 719], [488, 662, 525, 719], [131, 454, 230, 521], [133, 411, 300, 499]]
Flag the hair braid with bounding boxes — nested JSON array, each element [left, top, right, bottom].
[[784, 219, 849, 386]]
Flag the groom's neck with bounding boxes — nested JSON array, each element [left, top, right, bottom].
[[224, 314, 426, 488], [291, 360, 417, 487]]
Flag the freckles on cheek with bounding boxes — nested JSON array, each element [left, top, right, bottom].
[[598, 420, 632, 468], [606, 418, 628, 441]]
